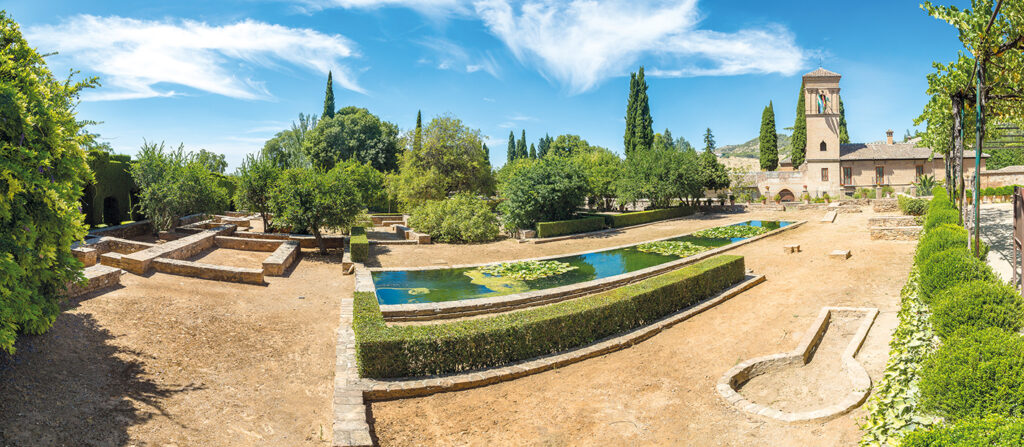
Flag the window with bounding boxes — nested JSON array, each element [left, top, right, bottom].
[[821, 168, 829, 181], [842, 167, 852, 185], [916, 165, 924, 178], [820, 141, 827, 152], [876, 166, 885, 185]]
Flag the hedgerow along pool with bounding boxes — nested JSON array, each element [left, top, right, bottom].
[[372, 220, 792, 305]]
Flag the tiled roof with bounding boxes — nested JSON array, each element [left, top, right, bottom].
[[839, 142, 987, 160], [803, 67, 841, 78]]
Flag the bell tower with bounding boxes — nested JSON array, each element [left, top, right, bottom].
[[803, 67, 842, 162]]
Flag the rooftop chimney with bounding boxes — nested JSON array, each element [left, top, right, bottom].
[[886, 129, 894, 145]]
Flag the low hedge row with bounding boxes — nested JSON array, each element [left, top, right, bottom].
[[535, 216, 606, 238], [350, 227, 369, 263], [584, 206, 695, 228], [902, 415, 1024, 446], [354, 254, 745, 378], [898, 195, 929, 216]]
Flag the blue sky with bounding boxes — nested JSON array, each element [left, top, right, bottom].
[[5, 0, 967, 170]]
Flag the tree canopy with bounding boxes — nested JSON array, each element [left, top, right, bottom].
[[271, 167, 361, 254], [393, 114, 493, 206], [130, 142, 230, 231], [791, 81, 807, 167], [498, 156, 588, 231], [759, 101, 779, 171], [624, 66, 654, 157], [303, 106, 401, 172]]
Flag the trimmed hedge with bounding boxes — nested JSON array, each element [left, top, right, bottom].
[[932, 280, 1024, 340], [919, 327, 1024, 421], [902, 416, 1024, 446], [535, 216, 606, 238], [898, 195, 929, 216], [918, 248, 996, 303], [915, 224, 968, 265], [924, 208, 960, 232], [585, 206, 695, 228], [355, 254, 745, 378], [350, 227, 369, 263]]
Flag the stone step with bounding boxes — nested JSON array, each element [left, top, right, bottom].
[[67, 264, 122, 297], [829, 250, 851, 260], [821, 211, 837, 223]]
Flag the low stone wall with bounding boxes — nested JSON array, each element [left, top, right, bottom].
[[229, 231, 345, 249], [92, 237, 156, 254], [868, 216, 919, 227], [698, 204, 746, 213], [394, 225, 431, 244], [120, 226, 233, 274], [747, 203, 786, 211], [72, 247, 98, 267], [791, 203, 828, 211], [263, 241, 300, 276], [67, 264, 122, 298], [152, 258, 264, 284], [872, 199, 898, 213], [371, 214, 406, 226], [215, 235, 283, 252], [87, 220, 154, 239], [99, 252, 127, 269], [870, 226, 922, 240]]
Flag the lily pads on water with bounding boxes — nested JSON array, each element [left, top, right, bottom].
[[477, 260, 578, 281], [636, 240, 708, 257], [693, 225, 769, 239]]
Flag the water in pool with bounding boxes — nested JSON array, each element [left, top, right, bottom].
[[372, 220, 791, 305]]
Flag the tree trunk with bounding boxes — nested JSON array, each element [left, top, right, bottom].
[[311, 226, 327, 255], [952, 95, 965, 223]]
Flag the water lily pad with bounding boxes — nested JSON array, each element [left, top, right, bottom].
[[693, 225, 769, 239], [477, 260, 577, 281], [636, 240, 708, 257], [408, 288, 430, 295]]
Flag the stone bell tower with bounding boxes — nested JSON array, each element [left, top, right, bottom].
[[803, 67, 842, 196]]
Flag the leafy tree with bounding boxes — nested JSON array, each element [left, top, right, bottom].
[[336, 159, 388, 212], [517, 130, 528, 160], [262, 113, 318, 170], [235, 153, 281, 230], [413, 110, 423, 152], [839, 98, 850, 144], [409, 193, 500, 243], [529, 143, 537, 158], [271, 167, 361, 254], [0, 12, 97, 353], [507, 130, 516, 163], [700, 129, 730, 192], [303, 106, 401, 172], [393, 114, 493, 207], [624, 67, 654, 156], [131, 142, 230, 231], [759, 101, 779, 171], [617, 146, 699, 208], [482, 142, 490, 166], [548, 134, 593, 157], [791, 81, 807, 167], [194, 148, 228, 174], [498, 156, 588, 231], [538, 133, 553, 157], [653, 129, 674, 152], [323, 71, 335, 119], [572, 146, 622, 210]]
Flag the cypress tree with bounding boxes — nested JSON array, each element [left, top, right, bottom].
[[529, 143, 537, 158], [703, 128, 715, 152], [759, 102, 779, 171], [517, 130, 527, 159], [839, 98, 850, 144], [507, 131, 516, 163], [791, 82, 807, 167], [482, 142, 490, 166], [538, 134, 552, 157], [633, 66, 654, 153], [323, 71, 335, 119], [413, 110, 423, 152], [624, 72, 638, 156]]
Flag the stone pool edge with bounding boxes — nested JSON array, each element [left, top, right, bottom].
[[370, 220, 805, 322]]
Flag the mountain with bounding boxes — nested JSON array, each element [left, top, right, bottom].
[[715, 133, 792, 159]]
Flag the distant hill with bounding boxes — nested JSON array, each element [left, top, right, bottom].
[[715, 133, 792, 159]]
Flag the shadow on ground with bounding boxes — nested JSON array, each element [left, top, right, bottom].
[[0, 296, 202, 446]]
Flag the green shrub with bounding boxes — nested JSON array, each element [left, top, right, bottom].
[[408, 193, 500, 243], [931, 281, 1024, 340], [350, 226, 366, 236], [984, 187, 996, 197], [355, 255, 745, 378], [350, 232, 369, 263], [902, 416, 1024, 447], [924, 209, 960, 232], [593, 206, 694, 228], [932, 186, 948, 198], [915, 224, 968, 265], [498, 156, 588, 231], [919, 248, 996, 303], [898, 195, 929, 216], [881, 185, 895, 197], [919, 327, 1024, 421], [535, 216, 605, 238]]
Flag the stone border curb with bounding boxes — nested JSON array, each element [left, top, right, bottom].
[[716, 307, 878, 424], [372, 221, 805, 322], [333, 261, 374, 447], [358, 274, 766, 400], [527, 213, 700, 244]]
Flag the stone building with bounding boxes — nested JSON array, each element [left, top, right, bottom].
[[749, 68, 986, 201]]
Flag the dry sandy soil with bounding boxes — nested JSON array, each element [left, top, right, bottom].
[[0, 250, 350, 446], [368, 208, 913, 447]]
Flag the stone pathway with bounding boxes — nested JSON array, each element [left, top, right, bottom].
[[979, 203, 1014, 283]]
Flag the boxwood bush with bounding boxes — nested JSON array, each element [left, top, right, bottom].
[[587, 206, 695, 228], [931, 280, 1024, 340], [898, 195, 929, 216], [924, 208, 960, 232], [919, 248, 996, 303], [902, 416, 1024, 446], [535, 216, 606, 238], [408, 193, 500, 243], [919, 327, 1024, 421], [350, 230, 369, 263], [915, 224, 968, 265], [355, 255, 745, 378]]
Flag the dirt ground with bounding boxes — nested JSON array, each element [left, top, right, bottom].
[[0, 250, 349, 446], [189, 247, 271, 269], [369, 208, 914, 447]]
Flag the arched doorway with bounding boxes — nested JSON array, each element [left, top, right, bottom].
[[777, 189, 796, 202], [102, 196, 119, 226]]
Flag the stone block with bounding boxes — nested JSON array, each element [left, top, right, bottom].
[[72, 246, 98, 267], [262, 241, 300, 276], [67, 264, 121, 297], [784, 244, 800, 254], [821, 211, 837, 223], [870, 226, 922, 241], [152, 258, 264, 284], [829, 250, 851, 260], [216, 235, 283, 251]]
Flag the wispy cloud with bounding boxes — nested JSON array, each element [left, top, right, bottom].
[[27, 15, 363, 101], [419, 37, 501, 78], [292, 0, 467, 16], [473, 0, 807, 93]]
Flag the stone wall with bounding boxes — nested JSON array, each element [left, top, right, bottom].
[[72, 246, 98, 267], [868, 216, 920, 227], [152, 258, 264, 284], [66, 265, 122, 298], [981, 166, 1024, 187], [871, 199, 898, 213], [120, 226, 233, 274], [263, 241, 300, 276], [87, 220, 153, 239], [870, 226, 921, 240], [215, 235, 283, 252]]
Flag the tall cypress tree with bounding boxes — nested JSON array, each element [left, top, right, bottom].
[[482, 142, 490, 166], [791, 82, 807, 167], [759, 101, 779, 171], [624, 72, 638, 156], [322, 71, 335, 119], [507, 131, 516, 163], [517, 130, 527, 159], [529, 143, 537, 159], [839, 98, 850, 144], [413, 110, 423, 152], [633, 66, 654, 153], [538, 134, 553, 157]]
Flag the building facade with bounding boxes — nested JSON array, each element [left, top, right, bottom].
[[750, 68, 986, 201]]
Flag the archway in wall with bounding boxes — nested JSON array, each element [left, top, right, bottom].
[[102, 196, 119, 226], [81, 184, 95, 226], [778, 189, 796, 202]]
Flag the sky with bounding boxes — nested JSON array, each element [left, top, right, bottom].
[[5, 0, 969, 170]]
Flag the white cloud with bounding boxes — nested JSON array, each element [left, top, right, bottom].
[[294, 0, 467, 15], [27, 15, 363, 101], [419, 37, 501, 78], [473, 0, 807, 93]]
